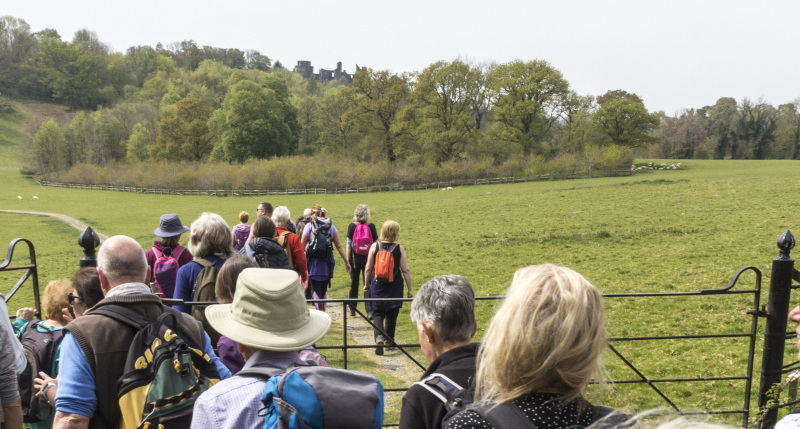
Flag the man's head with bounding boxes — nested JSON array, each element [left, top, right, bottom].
[[257, 202, 273, 218], [97, 235, 148, 294], [410, 274, 476, 363], [272, 206, 291, 228], [205, 268, 331, 358]]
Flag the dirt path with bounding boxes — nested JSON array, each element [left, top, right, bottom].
[[325, 302, 426, 411], [0, 209, 108, 241]]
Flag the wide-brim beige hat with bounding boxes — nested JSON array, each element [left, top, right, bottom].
[[205, 268, 331, 351]]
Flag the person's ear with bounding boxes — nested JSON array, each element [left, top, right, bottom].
[[470, 320, 477, 339], [421, 321, 437, 345], [97, 267, 111, 296]]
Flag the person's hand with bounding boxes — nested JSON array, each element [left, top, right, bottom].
[[33, 372, 56, 394], [345, 263, 352, 275], [15, 307, 35, 321], [363, 284, 370, 293], [61, 308, 74, 324], [407, 289, 413, 298]]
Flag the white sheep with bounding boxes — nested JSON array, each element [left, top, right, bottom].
[[17, 195, 22, 200], [446, 187, 454, 191], [33, 196, 38, 200]]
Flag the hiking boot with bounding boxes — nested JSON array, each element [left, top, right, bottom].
[[375, 340, 384, 356], [350, 307, 356, 317]]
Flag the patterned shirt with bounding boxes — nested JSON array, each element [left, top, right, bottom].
[[444, 392, 627, 429], [191, 349, 306, 429]]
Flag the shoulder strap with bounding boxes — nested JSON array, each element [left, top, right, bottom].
[[474, 402, 537, 429], [88, 304, 151, 330], [193, 257, 213, 268], [153, 247, 163, 258], [414, 373, 464, 405], [175, 246, 185, 259], [236, 366, 286, 379], [388, 243, 399, 253]]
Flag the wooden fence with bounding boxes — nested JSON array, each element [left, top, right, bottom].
[[35, 169, 634, 197]]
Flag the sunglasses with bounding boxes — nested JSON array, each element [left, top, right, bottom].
[[68, 292, 83, 305]]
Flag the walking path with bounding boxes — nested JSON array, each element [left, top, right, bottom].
[[0, 209, 108, 241]]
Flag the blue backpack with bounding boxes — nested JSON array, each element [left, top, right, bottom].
[[238, 365, 384, 429], [307, 219, 332, 259]]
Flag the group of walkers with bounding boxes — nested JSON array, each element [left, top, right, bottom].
[[3, 204, 794, 428]]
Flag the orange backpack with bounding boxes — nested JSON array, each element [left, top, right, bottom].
[[373, 243, 398, 283]]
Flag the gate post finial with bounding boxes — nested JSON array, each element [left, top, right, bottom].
[[78, 226, 100, 268], [778, 230, 795, 258]]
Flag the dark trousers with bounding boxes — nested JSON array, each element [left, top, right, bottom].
[[308, 279, 329, 311], [349, 263, 368, 311], [372, 307, 400, 343]]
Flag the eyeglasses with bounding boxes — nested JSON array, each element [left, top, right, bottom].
[[68, 292, 83, 305]]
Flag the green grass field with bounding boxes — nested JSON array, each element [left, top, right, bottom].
[[3, 101, 800, 426]]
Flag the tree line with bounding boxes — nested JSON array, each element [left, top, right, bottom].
[[3, 15, 795, 188]]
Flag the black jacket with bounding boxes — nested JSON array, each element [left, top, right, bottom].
[[240, 237, 290, 269], [399, 343, 479, 429]]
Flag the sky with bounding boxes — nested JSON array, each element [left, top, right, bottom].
[[5, 0, 800, 115]]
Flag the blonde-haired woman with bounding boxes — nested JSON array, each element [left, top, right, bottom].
[[364, 220, 412, 355], [444, 264, 630, 428]]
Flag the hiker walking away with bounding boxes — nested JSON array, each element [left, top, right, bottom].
[[364, 220, 413, 355], [173, 212, 234, 345], [295, 208, 312, 238], [345, 204, 378, 317], [400, 275, 478, 429], [192, 268, 383, 429], [300, 205, 351, 310], [145, 213, 193, 298], [244, 202, 272, 247], [53, 235, 230, 429], [272, 206, 308, 284], [443, 265, 632, 429], [238, 217, 291, 269], [232, 211, 251, 252]]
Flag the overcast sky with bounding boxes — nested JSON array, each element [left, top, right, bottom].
[[6, 0, 799, 115]]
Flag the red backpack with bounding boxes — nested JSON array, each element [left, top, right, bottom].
[[352, 223, 372, 255], [373, 243, 398, 283]]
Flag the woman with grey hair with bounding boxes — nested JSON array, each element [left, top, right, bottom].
[[345, 204, 378, 317], [173, 212, 234, 314], [272, 206, 308, 283], [400, 275, 478, 429]]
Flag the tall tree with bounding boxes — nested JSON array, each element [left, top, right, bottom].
[[736, 98, 777, 159], [345, 68, 411, 162], [209, 80, 295, 162], [155, 98, 214, 161], [774, 100, 800, 159], [707, 97, 738, 159], [487, 59, 571, 155], [32, 120, 66, 172], [32, 38, 103, 109], [404, 60, 483, 162], [593, 90, 659, 147], [0, 16, 38, 95]]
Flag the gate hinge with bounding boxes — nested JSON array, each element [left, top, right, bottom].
[[747, 305, 767, 318]]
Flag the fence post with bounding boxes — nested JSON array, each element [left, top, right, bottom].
[[758, 230, 796, 428], [78, 226, 101, 268]]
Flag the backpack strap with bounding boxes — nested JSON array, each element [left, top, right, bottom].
[[236, 366, 287, 379], [474, 402, 537, 429], [415, 373, 466, 411], [193, 257, 214, 269], [88, 304, 151, 330], [174, 246, 185, 260], [153, 247, 163, 259]]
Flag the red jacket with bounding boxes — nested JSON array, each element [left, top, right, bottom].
[[277, 226, 308, 282]]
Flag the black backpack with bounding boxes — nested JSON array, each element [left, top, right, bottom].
[[422, 373, 624, 428], [17, 320, 64, 423], [307, 218, 332, 259]]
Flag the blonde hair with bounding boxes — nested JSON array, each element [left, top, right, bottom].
[[239, 211, 249, 223], [188, 213, 234, 258], [43, 279, 72, 325], [380, 220, 400, 242], [311, 204, 326, 218], [475, 264, 607, 405]]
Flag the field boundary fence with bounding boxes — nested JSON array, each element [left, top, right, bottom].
[[34, 169, 633, 197], [4, 227, 799, 428]]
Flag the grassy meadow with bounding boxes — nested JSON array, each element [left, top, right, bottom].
[[3, 101, 800, 426]]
